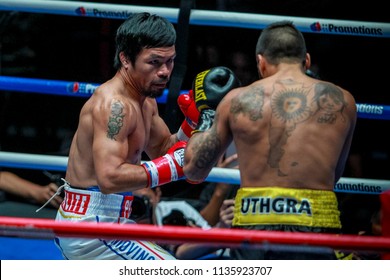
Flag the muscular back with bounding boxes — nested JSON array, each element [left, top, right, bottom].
[[222, 72, 357, 190]]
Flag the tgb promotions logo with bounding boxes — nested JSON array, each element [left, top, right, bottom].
[[75, 6, 132, 19], [310, 21, 383, 37], [66, 82, 98, 96], [75, 7, 87, 16]]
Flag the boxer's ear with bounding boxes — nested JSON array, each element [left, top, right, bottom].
[[304, 53, 311, 70], [120, 52, 129, 68], [257, 54, 266, 78]]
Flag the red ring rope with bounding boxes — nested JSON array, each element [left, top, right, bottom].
[[1, 216, 389, 253]]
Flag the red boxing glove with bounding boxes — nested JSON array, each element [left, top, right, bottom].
[[141, 141, 186, 188], [177, 90, 200, 141]]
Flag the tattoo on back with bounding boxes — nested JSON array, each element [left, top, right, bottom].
[[271, 89, 311, 124], [313, 82, 346, 124], [267, 83, 347, 177], [107, 100, 124, 140], [230, 87, 264, 121], [269, 88, 311, 177]]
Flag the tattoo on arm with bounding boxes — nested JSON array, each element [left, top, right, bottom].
[[107, 100, 124, 140], [193, 128, 221, 170]]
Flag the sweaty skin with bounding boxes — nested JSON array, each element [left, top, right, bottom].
[[184, 64, 357, 191], [65, 46, 178, 194]]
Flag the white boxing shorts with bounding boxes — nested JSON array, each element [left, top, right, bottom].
[[54, 183, 176, 260]]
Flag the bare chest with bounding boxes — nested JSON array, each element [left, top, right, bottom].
[[125, 113, 151, 164]]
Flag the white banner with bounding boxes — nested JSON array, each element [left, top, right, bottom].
[[1, 260, 389, 280]]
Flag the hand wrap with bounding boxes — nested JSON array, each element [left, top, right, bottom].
[[141, 141, 186, 188]]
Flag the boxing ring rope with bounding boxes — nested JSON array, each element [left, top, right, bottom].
[[1, 1, 389, 258], [1, 216, 390, 253], [0, 75, 389, 120], [0, 0, 389, 38], [0, 75, 187, 104], [0, 151, 389, 195]]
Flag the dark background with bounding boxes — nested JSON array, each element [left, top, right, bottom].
[[0, 1, 388, 233]]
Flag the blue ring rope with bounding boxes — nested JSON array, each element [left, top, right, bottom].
[[0, 75, 388, 120]]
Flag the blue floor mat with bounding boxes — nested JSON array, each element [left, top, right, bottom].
[[0, 236, 63, 260]]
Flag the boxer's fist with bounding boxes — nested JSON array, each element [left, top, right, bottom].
[[192, 66, 240, 134], [177, 90, 199, 141], [141, 141, 186, 188], [193, 66, 241, 111], [178, 90, 199, 128]]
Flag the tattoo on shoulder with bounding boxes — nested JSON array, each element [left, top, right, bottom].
[[107, 100, 125, 140], [313, 82, 347, 124], [230, 86, 265, 121]]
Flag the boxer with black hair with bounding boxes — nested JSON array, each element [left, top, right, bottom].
[[184, 21, 357, 260], [52, 12, 239, 260]]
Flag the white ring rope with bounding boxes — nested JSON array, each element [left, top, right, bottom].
[[0, 0, 389, 38], [0, 151, 389, 195]]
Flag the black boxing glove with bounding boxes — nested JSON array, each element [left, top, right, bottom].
[[192, 66, 240, 134]]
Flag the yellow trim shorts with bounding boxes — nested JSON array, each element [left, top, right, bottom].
[[233, 187, 341, 229]]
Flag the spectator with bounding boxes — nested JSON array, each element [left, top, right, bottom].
[[228, 50, 257, 86], [199, 145, 240, 226], [131, 185, 218, 259], [0, 171, 62, 208]]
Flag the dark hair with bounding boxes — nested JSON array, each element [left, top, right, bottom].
[[130, 195, 152, 222], [255, 20, 306, 65], [162, 209, 195, 226], [113, 12, 176, 70]]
